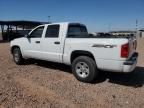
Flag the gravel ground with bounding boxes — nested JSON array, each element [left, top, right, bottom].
[[0, 38, 144, 108]]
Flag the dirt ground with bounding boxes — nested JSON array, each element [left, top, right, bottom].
[[0, 38, 144, 108]]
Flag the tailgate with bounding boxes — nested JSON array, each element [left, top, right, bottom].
[[128, 37, 137, 59]]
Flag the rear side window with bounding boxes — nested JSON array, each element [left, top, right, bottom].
[[45, 25, 60, 38]]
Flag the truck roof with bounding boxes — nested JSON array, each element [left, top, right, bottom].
[[42, 22, 86, 26]]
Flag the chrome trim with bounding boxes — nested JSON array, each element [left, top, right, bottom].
[[92, 44, 117, 48]]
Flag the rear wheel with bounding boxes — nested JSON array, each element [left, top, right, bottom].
[[72, 56, 98, 83], [12, 47, 24, 65]]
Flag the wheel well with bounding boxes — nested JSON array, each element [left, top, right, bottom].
[[11, 46, 20, 54], [71, 50, 95, 63]]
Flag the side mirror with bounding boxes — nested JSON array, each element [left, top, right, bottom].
[[25, 34, 30, 38]]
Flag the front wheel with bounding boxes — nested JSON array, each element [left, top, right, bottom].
[[72, 56, 98, 83], [12, 47, 24, 65]]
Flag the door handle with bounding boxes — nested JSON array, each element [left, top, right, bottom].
[[54, 41, 60, 44], [35, 41, 40, 44]]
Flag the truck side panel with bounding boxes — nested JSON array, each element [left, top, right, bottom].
[[63, 38, 129, 72]]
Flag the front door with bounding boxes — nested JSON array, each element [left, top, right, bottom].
[[24, 26, 44, 59]]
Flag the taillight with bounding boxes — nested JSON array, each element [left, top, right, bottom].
[[121, 43, 129, 58]]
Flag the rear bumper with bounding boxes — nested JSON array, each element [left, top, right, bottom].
[[123, 52, 138, 72], [96, 52, 138, 73]]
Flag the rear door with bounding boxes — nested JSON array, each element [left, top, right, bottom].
[[41, 24, 63, 63]]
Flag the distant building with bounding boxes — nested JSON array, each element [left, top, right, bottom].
[[138, 29, 144, 38], [89, 32, 108, 37], [0, 20, 48, 41], [109, 31, 136, 36]]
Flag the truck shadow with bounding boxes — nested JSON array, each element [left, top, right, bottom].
[[26, 59, 72, 74], [26, 59, 144, 88], [0, 40, 9, 43], [95, 66, 144, 88]]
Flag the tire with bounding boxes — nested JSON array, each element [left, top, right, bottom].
[[12, 47, 24, 65], [72, 56, 98, 83]]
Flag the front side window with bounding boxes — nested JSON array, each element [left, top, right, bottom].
[[45, 25, 60, 38], [29, 26, 44, 38], [67, 24, 88, 38]]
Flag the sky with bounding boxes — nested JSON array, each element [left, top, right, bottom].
[[0, 0, 144, 32]]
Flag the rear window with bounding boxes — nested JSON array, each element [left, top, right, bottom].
[[67, 24, 88, 38]]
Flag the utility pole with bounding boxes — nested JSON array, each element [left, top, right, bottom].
[[108, 24, 111, 32], [136, 19, 138, 31], [136, 19, 138, 37], [48, 16, 51, 23]]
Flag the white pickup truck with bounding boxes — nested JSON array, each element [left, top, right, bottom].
[[10, 22, 138, 83]]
